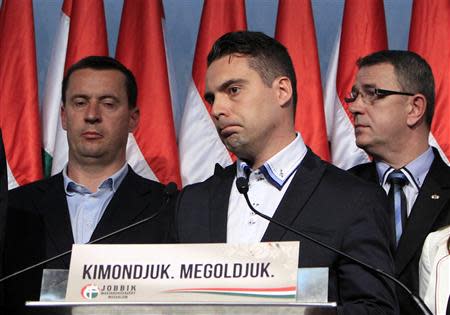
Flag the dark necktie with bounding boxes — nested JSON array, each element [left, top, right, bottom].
[[387, 170, 409, 246]]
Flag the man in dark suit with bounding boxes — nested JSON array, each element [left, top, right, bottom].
[[1, 56, 175, 313], [347, 50, 450, 314], [176, 31, 397, 314]]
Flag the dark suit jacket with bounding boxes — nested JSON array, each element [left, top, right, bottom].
[[176, 150, 398, 315], [0, 131, 7, 280], [1, 167, 174, 313], [350, 148, 450, 314]]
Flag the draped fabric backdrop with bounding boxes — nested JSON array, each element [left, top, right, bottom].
[[2, 0, 448, 190]]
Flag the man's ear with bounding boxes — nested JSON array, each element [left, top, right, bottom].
[[128, 107, 140, 132], [406, 94, 426, 127], [61, 104, 67, 131], [274, 76, 293, 108]]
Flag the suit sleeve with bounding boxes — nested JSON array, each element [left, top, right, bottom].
[[337, 186, 398, 315]]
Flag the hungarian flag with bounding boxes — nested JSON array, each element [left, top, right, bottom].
[[324, 0, 387, 169], [409, 0, 450, 164], [178, 0, 247, 186], [41, 0, 108, 176], [0, 0, 42, 188], [275, 0, 330, 161], [116, 0, 181, 186]]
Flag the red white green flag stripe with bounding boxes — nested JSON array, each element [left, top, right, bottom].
[[0, 0, 42, 188]]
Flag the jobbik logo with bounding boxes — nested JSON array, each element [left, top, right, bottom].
[[81, 283, 137, 300], [81, 284, 99, 300]]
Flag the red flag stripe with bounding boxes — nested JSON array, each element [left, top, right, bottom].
[[116, 0, 181, 186], [409, 0, 450, 160], [63, 0, 108, 72], [275, 0, 330, 161], [337, 0, 388, 124], [192, 0, 247, 114], [0, 0, 42, 186]]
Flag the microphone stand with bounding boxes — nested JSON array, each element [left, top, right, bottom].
[[0, 182, 178, 284], [236, 177, 432, 315]]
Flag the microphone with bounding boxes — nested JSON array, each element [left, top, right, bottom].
[[235, 177, 432, 315], [0, 182, 178, 284]]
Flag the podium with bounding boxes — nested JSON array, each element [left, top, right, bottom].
[[25, 268, 337, 314], [26, 301, 337, 314]]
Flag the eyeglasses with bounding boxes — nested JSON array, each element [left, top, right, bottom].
[[344, 87, 415, 104]]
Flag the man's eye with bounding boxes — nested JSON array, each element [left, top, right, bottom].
[[228, 86, 240, 95], [365, 89, 376, 97], [73, 100, 86, 107], [102, 101, 115, 108]]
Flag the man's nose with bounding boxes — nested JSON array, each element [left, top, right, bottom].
[[210, 94, 230, 120], [84, 101, 101, 123], [211, 95, 229, 119], [348, 95, 365, 116]]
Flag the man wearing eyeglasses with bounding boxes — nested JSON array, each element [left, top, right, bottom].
[[348, 50, 450, 314]]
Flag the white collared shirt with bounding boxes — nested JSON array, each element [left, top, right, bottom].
[[376, 146, 434, 217], [227, 133, 308, 244]]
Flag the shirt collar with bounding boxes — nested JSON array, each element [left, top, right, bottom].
[[376, 146, 434, 189], [63, 163, 129, 195], [236, 133, 308, 190]]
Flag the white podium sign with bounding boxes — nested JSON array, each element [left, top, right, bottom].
[[65, 242, 299, 303]]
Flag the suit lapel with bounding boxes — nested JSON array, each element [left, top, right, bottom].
[[262, 150, 326, 242], [395, 154, 450, 274], [209, 164, 235, 242], [354, 162, 379, 183], [39, 174, 74, 254], [90, 168, 152, 241]]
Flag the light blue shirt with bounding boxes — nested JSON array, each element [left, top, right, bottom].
[[63, 163, 128, 244], [376, 146, 434, 217]]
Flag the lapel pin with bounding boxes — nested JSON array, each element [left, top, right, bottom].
[[431, 194, 440, 200]]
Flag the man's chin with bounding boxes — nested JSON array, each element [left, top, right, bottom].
[[223, 139, 244, 154], [78, 149, 106, 160], [355, 138, 371, 151]]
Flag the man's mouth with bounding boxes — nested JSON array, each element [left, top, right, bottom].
[[82, 131, 102, 139], [219, 125, 240, 138]]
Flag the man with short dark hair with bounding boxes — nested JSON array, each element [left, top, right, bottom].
[[176, 31, 397, 314], [348, 50, 450, 314], [1, 56, 174, 313]]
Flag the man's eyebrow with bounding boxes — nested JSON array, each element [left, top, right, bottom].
[[361, 83, 376, 89], [219, 78, 247, 91], [351, 83, 376, 92], [70, 94, 89, 100], [204, 79, 248, 103], [98, 95, 120, 102], [69, 94, 120, 101]]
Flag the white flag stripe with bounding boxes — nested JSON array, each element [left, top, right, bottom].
[[179, 81, 232, 186], [41, 12, 69, 161], [6, 162, 18, 189], [51, 126, 68, 174], [126, 134, 158, 181], [429, 133, 450, 165], [162, 17, 180, 134], [324, 31, 370, 169]]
